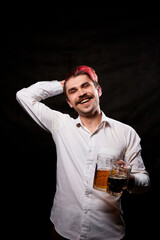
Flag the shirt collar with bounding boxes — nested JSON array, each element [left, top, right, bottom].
[[75, 111, 111, 128]]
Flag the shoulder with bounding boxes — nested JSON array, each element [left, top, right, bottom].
[[107, 117, 139, 139], [107, 117, 133, 130], [109, 118, 141, 150], [52, 111, 78, 128]]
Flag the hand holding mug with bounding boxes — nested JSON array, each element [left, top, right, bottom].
[[107, 160, 132, 197]]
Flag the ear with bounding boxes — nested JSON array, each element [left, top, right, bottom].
[[66, 98, 73, 108], [97, 85, 102, 97]]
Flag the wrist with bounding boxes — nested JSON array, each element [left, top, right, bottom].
[[127, 174, 135, 190], [60, 80, 65, 88]]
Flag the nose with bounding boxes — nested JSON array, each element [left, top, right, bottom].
[[77, 88, 86, 97]]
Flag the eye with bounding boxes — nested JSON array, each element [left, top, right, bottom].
[[83, 83, 90, 88], [69, 89, 76, 94]]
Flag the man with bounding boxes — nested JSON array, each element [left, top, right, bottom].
[[16, 65, 150, 240]]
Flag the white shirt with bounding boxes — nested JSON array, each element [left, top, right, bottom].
[[16, 80, 150, 240]]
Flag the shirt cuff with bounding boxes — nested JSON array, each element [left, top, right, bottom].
[[128, 173, 150, 194]]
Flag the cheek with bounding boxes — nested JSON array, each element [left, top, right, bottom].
[[94, 90, 99, 99], [95, 92, 100, 105], [66, 96, 76, 108]]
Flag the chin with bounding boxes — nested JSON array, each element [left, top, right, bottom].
[[79, 109, 95, 117]]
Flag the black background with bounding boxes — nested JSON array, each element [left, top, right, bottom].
[[2, 7, 160, 240]]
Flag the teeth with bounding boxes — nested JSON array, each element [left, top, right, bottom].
[[81, 99, 89, 104]]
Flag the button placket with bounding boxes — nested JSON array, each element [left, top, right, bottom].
[[80, 192, 91, 240], [80, 136, 95, 239]]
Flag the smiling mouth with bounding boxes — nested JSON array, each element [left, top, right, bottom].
[[77, 97, 92, 105]]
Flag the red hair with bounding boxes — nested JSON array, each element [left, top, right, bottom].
[[65, 65, 98, 82]]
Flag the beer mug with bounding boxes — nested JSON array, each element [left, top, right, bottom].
[[93, 154, 114, 192], [107, 163, 131, 197]]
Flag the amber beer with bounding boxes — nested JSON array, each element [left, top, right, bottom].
[[93, 168, 110, 191], [93, 154, 113, 192]]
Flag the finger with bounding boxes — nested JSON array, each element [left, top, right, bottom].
[[116, 160, 127, 168]]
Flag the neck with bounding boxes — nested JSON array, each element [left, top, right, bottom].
[[79, 110, 102, 133]]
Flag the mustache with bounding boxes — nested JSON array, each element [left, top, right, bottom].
[[76, 93, 93, 105]]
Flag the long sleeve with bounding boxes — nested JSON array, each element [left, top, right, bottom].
[[124, 127, 150, 194], [16, 80, 64, 133]]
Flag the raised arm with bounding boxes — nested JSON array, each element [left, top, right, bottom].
[[16, 80, 65, 133]]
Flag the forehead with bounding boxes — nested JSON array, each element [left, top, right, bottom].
[[65, 74, 93, 90]]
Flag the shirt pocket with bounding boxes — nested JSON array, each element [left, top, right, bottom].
[[98, 146, 124, 161]]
